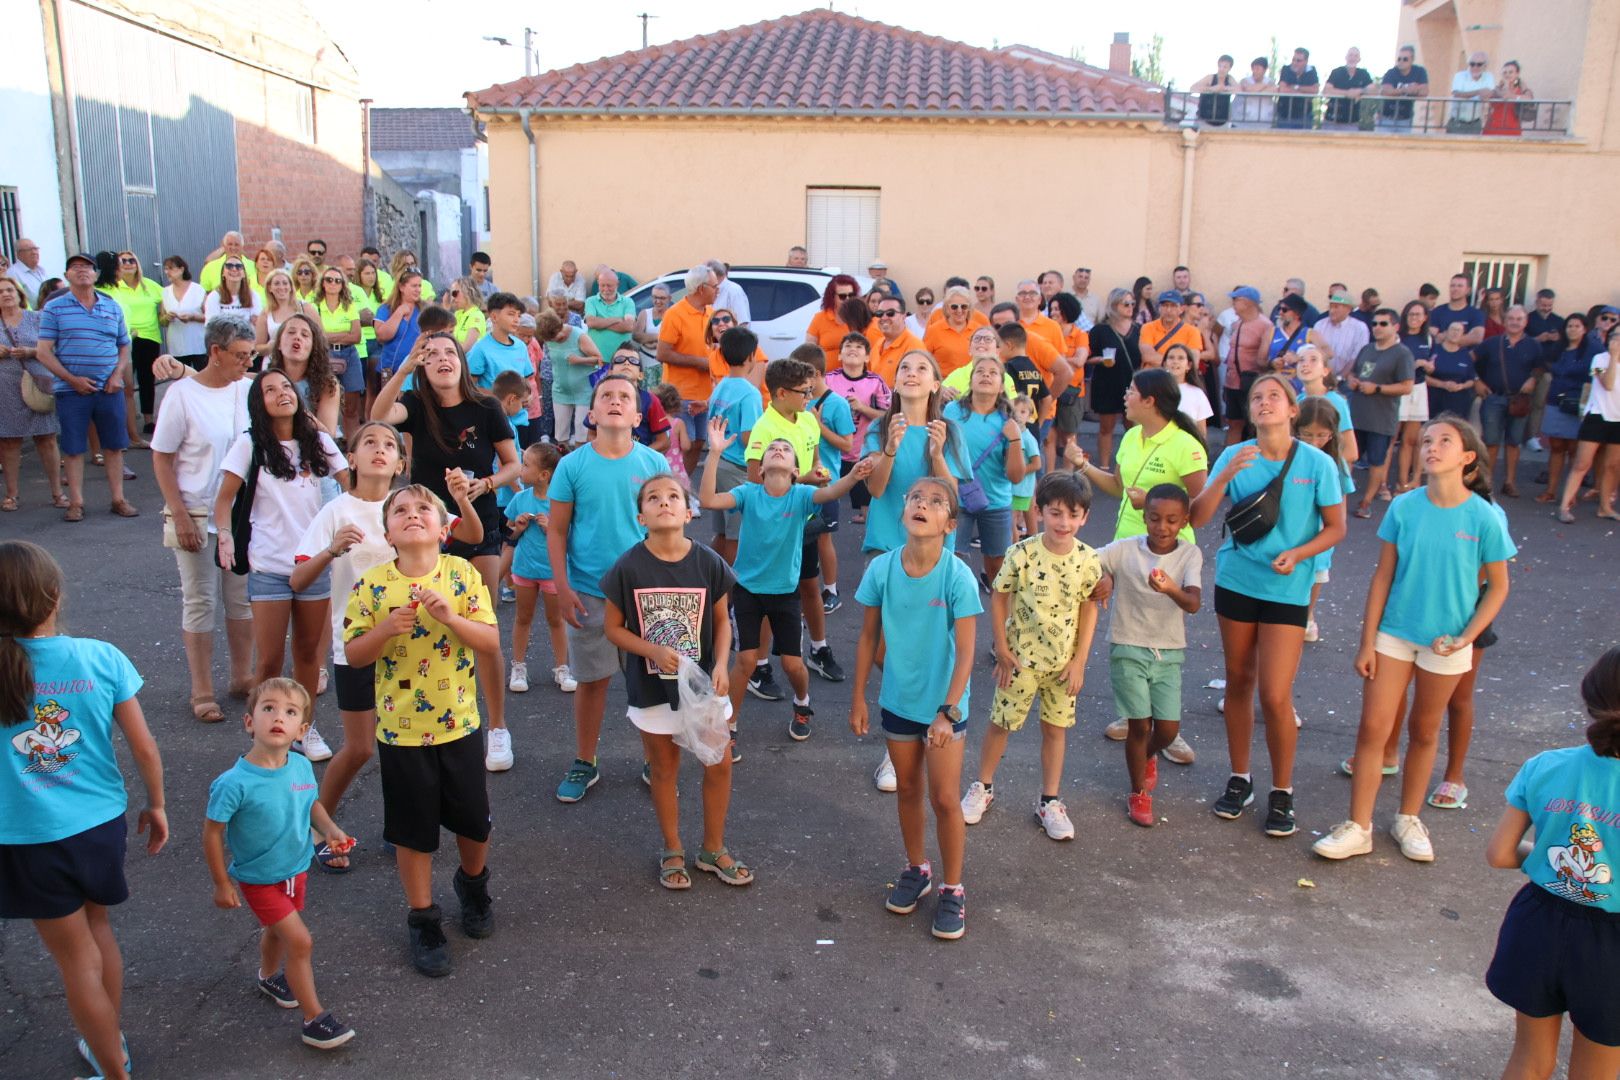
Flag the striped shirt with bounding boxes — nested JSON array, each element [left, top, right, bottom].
[[39, 291, 129, 390]]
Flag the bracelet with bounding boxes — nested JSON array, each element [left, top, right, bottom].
[[883, 449, 896, 457]]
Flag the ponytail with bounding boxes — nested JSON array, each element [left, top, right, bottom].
[[1427, 414, 1493, 502], [1134, 367, 1209, 459], [1581, 645, 1620, 759], [0, 542, 64, 725]]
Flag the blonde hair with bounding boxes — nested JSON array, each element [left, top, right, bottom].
[[246, 677, 310, 725]]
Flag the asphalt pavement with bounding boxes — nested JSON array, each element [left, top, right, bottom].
[[1, 434, 1615, 1079]]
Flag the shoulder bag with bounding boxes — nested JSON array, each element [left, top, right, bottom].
[[1223, 438, 1300, 545], [1497, 338, 1532, 418], [948, 413, 1006, 515], [0, 319, 55, 414], [223, 443, 262, 577]]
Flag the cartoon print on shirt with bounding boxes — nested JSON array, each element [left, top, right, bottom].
[[632, 586, 707, 676], [11, 700, 83, 774], [1545, 822, 1612, 904]]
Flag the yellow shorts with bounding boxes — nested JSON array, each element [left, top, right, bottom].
[[990, 665, 1075, 732]]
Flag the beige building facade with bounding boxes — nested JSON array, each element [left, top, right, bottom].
[[471, 1, 1620, 311]]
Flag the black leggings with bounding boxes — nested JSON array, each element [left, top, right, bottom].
[[131, 337, 160, 415], [839, 457, 872, 510]]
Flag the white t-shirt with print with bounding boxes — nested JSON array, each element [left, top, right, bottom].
[[150, 377, 251, 528], [221, 432, 346, 576], [295, 493, 395, 666]]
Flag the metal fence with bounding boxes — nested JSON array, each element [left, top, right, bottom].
[[1163, 91, 1574, 138]]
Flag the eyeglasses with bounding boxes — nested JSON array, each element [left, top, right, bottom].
[[308, 248, 327, 256], [916, 297, 934, 305], [946, 303, 969, 311], [448, 290, 462, 298], [784, 385, 813, 397], [878, 311, 901, 319], [119, 256, 138, 265], [904, 492, 951, 510], [323, 277, 345, 285], [296, 268, 313, 275], [1120, 301, 1136, 310], [973, 285, 990, 292], [1469, 61, 1485, 67], [1016, 290, 1038, 298]]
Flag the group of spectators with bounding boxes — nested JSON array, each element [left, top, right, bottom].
[[1188, 45, 1539, 135]]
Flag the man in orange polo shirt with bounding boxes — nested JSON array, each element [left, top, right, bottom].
[[658, 263, 720, 471], [869, 295, 925, 386], [1015, 278, 1065, 355], [1139, 290, 1205, 367], [924, 284, 987, 375]]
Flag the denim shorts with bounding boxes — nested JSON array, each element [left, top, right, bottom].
[[954, 506, 1013, 558], [1358, 431, 1394, 468], [679, 402, 707, 443], [54, 389, 130, 457], [332, 346, 365, 393], [248, 567, 332, 603], [1479, 395, 1528, 448]]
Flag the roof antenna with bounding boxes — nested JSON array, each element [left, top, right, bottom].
[[637, 12, 657, 49]]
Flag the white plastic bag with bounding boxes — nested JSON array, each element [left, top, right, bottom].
[[672, 657, 731, 767]]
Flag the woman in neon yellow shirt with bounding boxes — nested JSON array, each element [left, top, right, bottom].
[[108, 250, 164, 441], [315, 266, 364, 436], [448, 276, 486, 354], [353, 259, 385, 396]]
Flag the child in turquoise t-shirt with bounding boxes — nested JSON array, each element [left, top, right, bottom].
[[1008, 395, 1041, 539], [204, 678, 355, 1050], [504, 443, 573, 695]]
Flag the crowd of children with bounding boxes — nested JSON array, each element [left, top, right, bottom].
[[5, 280, 1619, 1079]]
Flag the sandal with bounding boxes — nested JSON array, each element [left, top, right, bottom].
[[63, 504, 84, 522], [696, 847, 754, 886], [109, 500, 140, 518], [1427, 781, 1469, 810], [51, 493, 70, 509], [658, 848, 691, 890], [315, 839, 352, 874], [1339, 757, 1398, 777], [1557, 507, 1576, 524], [0, 496, 15, 512], [1353, 504, 1373, 520], [190, 695, 225, 723], [1534, 491, 1556, 504]]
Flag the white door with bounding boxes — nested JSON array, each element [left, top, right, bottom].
[[806, 188, 880, 273]]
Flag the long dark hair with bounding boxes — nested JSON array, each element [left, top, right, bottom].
[[1133, 367, 1207, 458], [1161, 342, 1206, 391], [246, 369, 334, 481], [412, 332, 492, 456], [838, 297, 872, 336], [0, 541, 63, 726], [1400, 300, 1431, 341], [268, 313, 338, 404], [1426, 413, 1492, 502], [1581, 645, 1620, 759], [1295, 397, 1345, 477], [94, 251, 119, 289], [1133, 276, 1157, 320]]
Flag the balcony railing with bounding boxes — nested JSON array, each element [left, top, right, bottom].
[[1163, 90, 1574, 138]]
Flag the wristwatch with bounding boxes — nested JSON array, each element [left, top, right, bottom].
[[936, 704, 962, 724]]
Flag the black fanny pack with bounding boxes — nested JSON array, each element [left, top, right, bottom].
[[1223, 439, 1299, 545]]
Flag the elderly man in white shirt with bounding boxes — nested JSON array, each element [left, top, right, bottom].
[[706, 259, 751, 325], [1449, 52, 1494, 132], [1313, 286, 1370, 379], [546, 260, 587, 313], [7, 239, 50, 304]]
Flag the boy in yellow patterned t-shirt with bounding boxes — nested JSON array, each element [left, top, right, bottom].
[[961, 472, 1102, 842], [343, 484, 498, 978]]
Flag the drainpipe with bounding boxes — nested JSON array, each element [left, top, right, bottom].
[[519, 108, 539, 296], [360, 98, 375, 247], [1177, 126, 1198, 268]]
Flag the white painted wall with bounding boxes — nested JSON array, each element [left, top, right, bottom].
[[0, 0, 69, 273]]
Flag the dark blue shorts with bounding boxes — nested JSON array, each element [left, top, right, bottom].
[[880, 707, 966, 743], [54, 390, 130, 457], [0, 815, 129, 920], [1486, 882, 1620, 1046]]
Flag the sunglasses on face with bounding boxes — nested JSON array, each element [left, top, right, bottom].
[[449, 290, 462, 298], [946, 303, 969, 311], [835, 291, 855, 300], [973, 286, 990, 292], [1371, 320, 1395, 327], [119, 256, 138, 265], [309, 248, 326, 256], [712, 316, 734, 326], [225, 262, 244, 270], [878, 311, 901, 319], [296, 268, 312, 275], [917, 297, 933, 305]]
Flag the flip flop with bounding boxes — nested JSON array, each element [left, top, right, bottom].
[[314, 840, 352, 874], [1428, 781, 1469, 809], [190, 695, 225, 723], [1339, 757, 1398, 777], [1353, 505, 1373, 520]]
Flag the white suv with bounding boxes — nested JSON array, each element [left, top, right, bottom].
[[626, 267, 873, 362]]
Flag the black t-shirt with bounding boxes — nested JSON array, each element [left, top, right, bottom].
[[1380, 65, 1429, 120], [1277, 64, 1319, 124], [600, 540, 735, 709], [398, 391, 513, 536], [1003, 355, 1049, 411], [1525, 310, 1564, 365], [1324, 67, 1373, 124]]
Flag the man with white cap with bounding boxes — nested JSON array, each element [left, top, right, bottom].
[[868, 259, 901, 300], [1313, 286, 1370, 380]]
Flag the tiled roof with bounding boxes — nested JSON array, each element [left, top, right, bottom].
[[370, 108, 479, 152], [465, 9, 1161, 120]]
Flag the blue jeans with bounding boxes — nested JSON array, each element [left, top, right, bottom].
[[1479, 394, 1528, 448]]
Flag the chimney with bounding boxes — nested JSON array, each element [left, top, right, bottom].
[[1109, 32, 1131, 75]]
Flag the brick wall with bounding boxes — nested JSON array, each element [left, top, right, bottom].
[[236, 80, 364, 258]]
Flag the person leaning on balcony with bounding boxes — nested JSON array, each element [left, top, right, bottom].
[[1190, 55, 1237, 125], [1323, 47, 1373, 129], [1235, 56, 1275, 126], [1448, 52, 1495, 134], [1485, 60, 1535, 136], [1379, 45, 1429, 130], [1275, 48, 1320, 129]]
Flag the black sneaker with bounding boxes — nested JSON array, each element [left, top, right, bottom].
[[805, 645, 845, 682], [258, 970, 298, 1009], [931, 885, 966, 940], [1263, 789, 1297, 837], [301, 1010, 356, 1050], [978, 571, 992, 593], [453, 867, 494, 939], [730, 735, 741, 764], [885, 863, 933, 914], [788, 704, 813, 741], [407, 904, 452, 977], [747, 662, 784, 701], [821, 587, 842, 615], [1211, 775, 1255, 820]]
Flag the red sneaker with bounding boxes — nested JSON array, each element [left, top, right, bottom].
[[1128, 791, 1155, 827], [1144, 755, 1159, 793]]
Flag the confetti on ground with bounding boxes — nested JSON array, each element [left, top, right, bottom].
[[1296, 878, 1316, 889]]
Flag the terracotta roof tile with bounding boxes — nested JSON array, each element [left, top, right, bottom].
[[465, 9, 1161, 119]]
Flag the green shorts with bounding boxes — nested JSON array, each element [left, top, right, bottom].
[[1010, 494, 1033, 511], [1108, 644, 1184, 722]]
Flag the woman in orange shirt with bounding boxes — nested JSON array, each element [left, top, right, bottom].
[[924, 285, 980, 377], [1048, 292, 1090, 468], [706, 309, 769, 405], [805, 274, 861, 367]]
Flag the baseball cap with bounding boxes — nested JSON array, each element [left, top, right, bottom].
[[1600, 305, 1620, 318], [1156, 290, 1183, 306], [1328, 290, 1354, 305], [1228, 286, 1261, 303], [65, 252, 96, 270], [1279, 293, 1309, 315]]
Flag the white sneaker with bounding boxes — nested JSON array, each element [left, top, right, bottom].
[[1304, 619, 1320, 643], [1103, 718, 1128, 741], [1311, 820, 1373, 860], [1526, 436, 1544, 452], [299, 725, 332, 762], [1391, 814, 1435, 863], [1161, 734, 1195, 765], [874, 752, 897, 793], [485, 727, 514, 772], [1294, 709, 1303, 729], [508, 661, 530, 693], [1037, 798, 1075, 841], [1217, 697, 1225, 714], [961, 781, 994, 824], [317, 666, 330, 695], [552, 665, 578, 693]]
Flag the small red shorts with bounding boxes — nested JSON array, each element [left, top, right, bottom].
[[240, 873, 307, 927], [510, 574, 556, 594]]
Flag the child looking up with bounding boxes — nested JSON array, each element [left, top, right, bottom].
[[705, 327, 766, 565], [851, 478, 982, 940], [0, 541, 166, 1080], [203, 678, 355, 1050], [1008, 395, 1042, 540], [505, 443, 574, 695], [1098, 485, 1203, 827], [961, 471, 1101, 841], [795, 343, 855, 615], [825, 332, 890, 525], [1294, 396, 1353, 646], [602, 474, 752, 890], [343, 485, 500, 976]]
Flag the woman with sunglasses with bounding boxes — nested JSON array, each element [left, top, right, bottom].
[[449, 277, 486, 354], [907, 289, 936, 339], [204, 255, 263, 325], [1086, 288, 1144, 470], [705, 309, 766, 406], [923, 286, 982, 377], [315, 266, 366, 436], [806, 274, 862, 368], [106, 251, 164, 442], [289, 256, 320, 305]]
